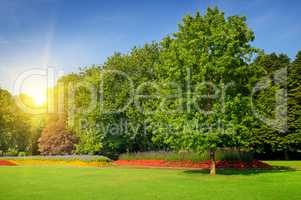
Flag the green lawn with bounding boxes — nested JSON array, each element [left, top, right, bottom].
[[0, 163, 300, 200], [265, 160, 301, 170]]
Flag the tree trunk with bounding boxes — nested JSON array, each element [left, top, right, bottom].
[[209, 149, 216, 176]]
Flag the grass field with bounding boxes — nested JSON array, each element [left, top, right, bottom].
[[0, 162, 300, 200], [266, 161, 301, 170]]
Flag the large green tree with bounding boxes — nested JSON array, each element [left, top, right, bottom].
[[150, 7, 258, 175]]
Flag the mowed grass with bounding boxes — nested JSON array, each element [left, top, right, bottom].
[[265, 160, 301, 170], [0, 162, 300, 200]]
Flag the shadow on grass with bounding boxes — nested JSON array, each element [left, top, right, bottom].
[[183, 166, 296, 176]]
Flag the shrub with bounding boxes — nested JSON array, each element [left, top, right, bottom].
[[119, 151, 209, 162], [5, 149, 18, 156], [75, 130, 103, 155], [218, 151, 254, 163], [18, 152, 27, 157], [38, 120, 78, 155]]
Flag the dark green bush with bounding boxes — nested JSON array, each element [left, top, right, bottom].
[[119, 151, 208, 162], [216, 151, 254, 163], [5, 149, 18, 156], [18, 152, 28, 157]]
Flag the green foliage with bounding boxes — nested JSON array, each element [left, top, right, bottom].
[[55, 43, 161, 158], [51, 7, 300, 159], [4, 148, 19, 156], [250, 53, 291, 152], [119, 151, 208, 162], [75, 130, 103, 155], [0, 89, 32, 153], [149, 7, 258, 155], [217, 151, 254, 163], [288, 51, 301, 151], [18, 152, 28, 157]]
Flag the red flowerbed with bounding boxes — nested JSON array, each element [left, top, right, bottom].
[[0, 160, 17, 166], [114, 160, 272, 169]]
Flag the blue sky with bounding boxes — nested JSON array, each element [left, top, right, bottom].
[[0, 0, 300, 94]]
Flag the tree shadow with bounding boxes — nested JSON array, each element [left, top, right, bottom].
[[183, 166, 296, 176]]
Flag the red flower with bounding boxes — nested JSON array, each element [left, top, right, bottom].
[[114, 160, 272, 169], [0, 160, 17, 166]]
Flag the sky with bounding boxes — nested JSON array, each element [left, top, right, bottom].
[[0, 0, 300, 99]]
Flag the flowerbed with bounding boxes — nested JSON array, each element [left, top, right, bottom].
[[0, 160, 17, 166], [0, 155, 112, 167], [114, 160, 272, 169], [0, 155, 111, 162], [9, 160, 111, 167]]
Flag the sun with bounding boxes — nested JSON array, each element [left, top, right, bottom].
[[33, 93, 47, 105], [20, 75, 47, 106]]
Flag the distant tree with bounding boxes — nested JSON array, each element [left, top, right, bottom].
[[101, 43, 161, 154], [0, 89, 31, 153], [17, 93, 46, 155], [56, 44, 161, 157], [0, 88, 12, 152], [288, 51, 301, 153], [250, 53, 291, 157], [38, 118, 78, 155]]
